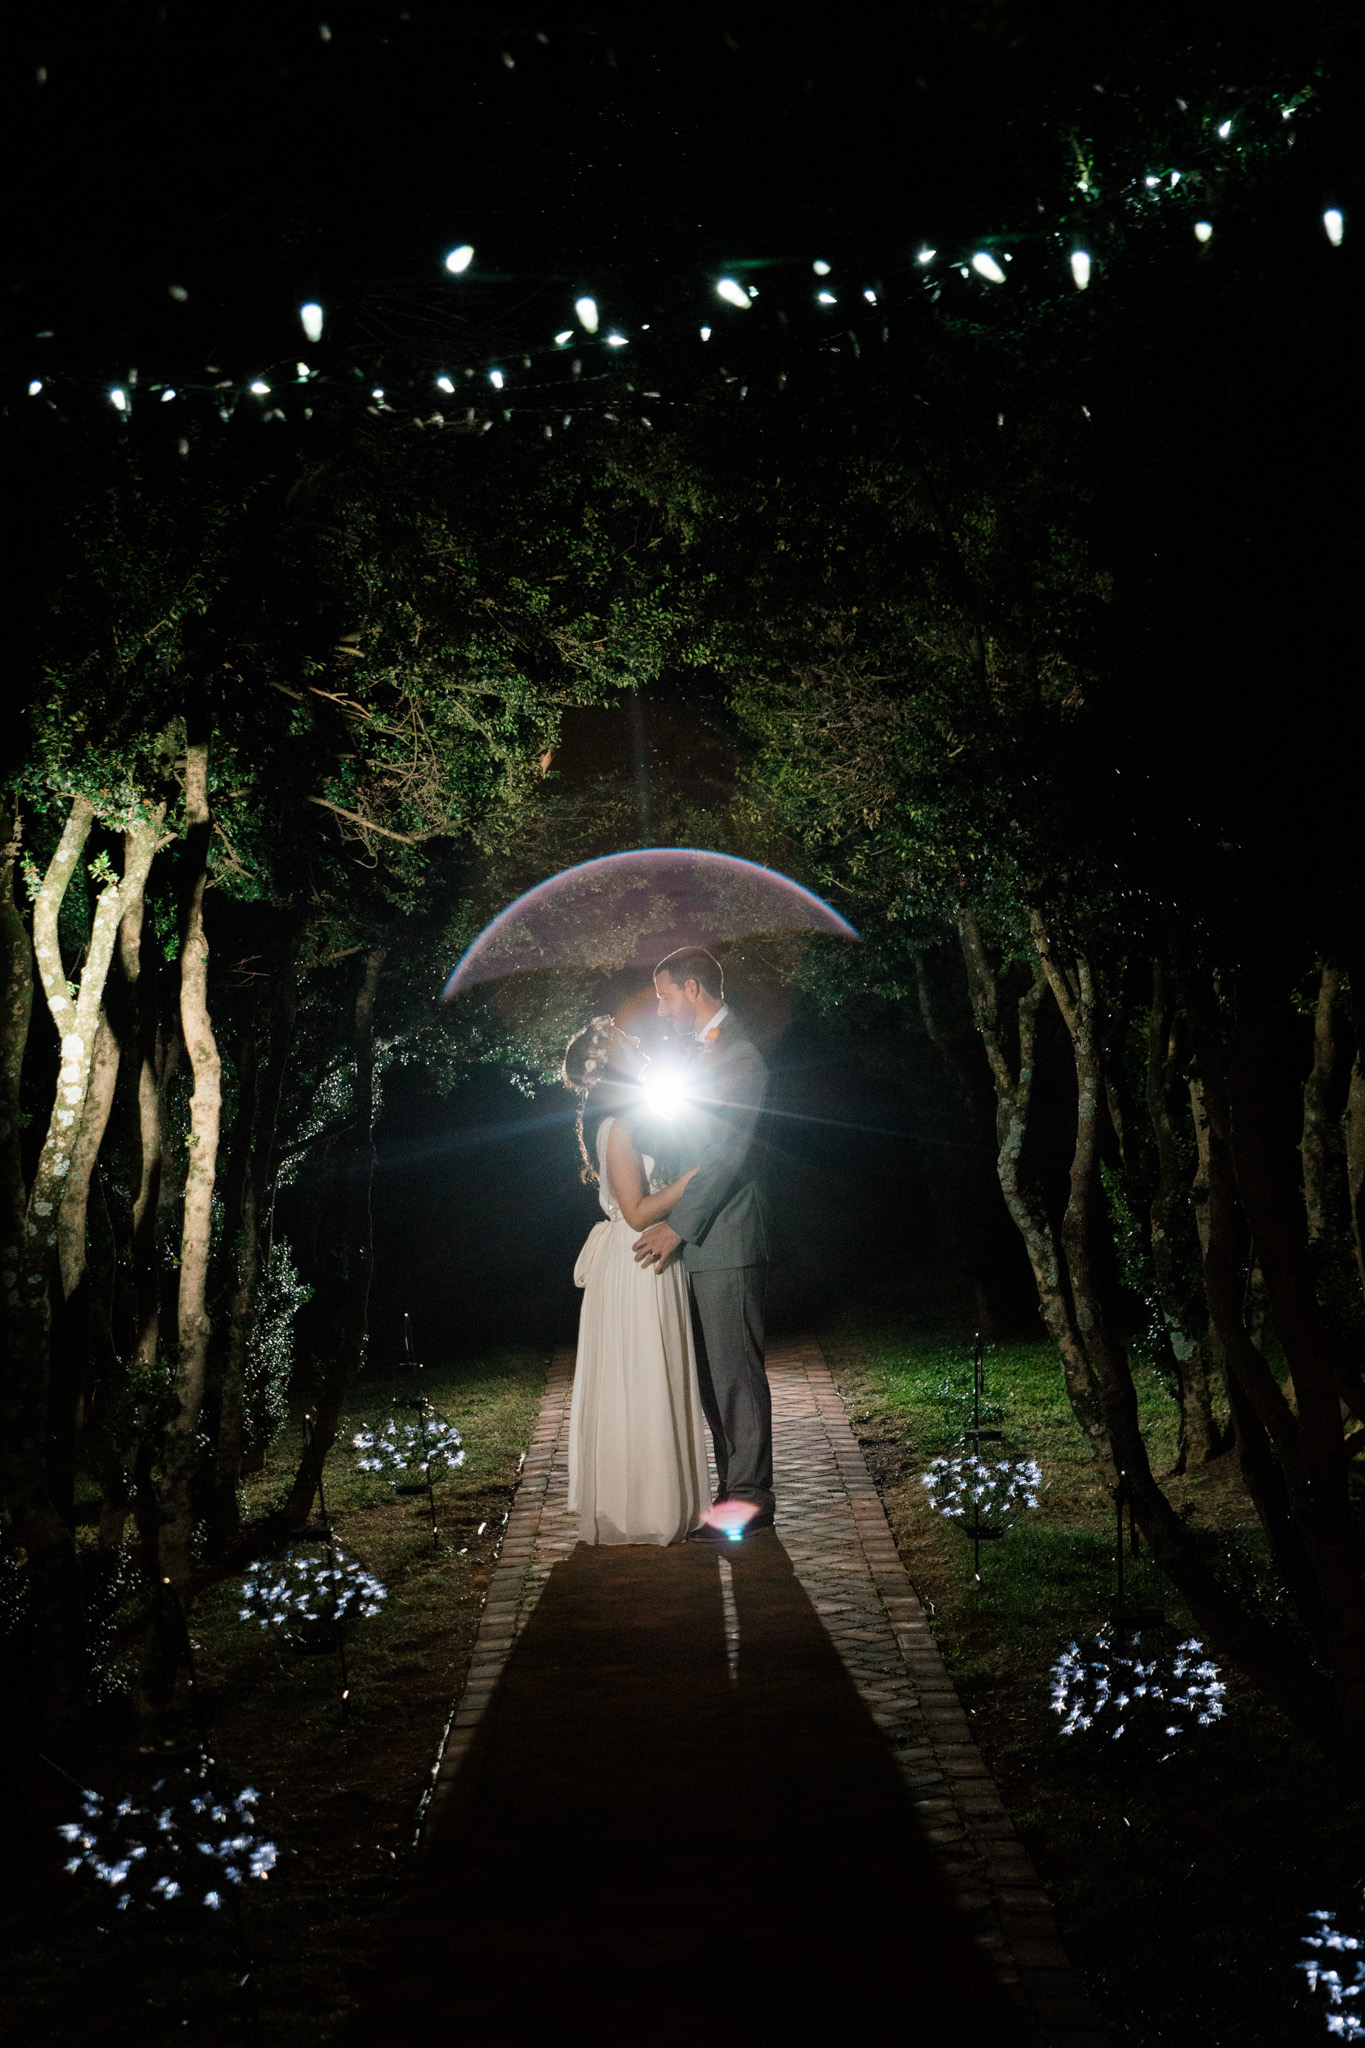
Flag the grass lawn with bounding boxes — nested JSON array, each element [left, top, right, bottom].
[[822, 1322, 1363, 2048], [0, 1345, 547, 2046]]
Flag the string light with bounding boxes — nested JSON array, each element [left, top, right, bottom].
[[700, 325, 711, 340], [1324, 208, 1345, 245], [489, 369, 504, 389], [28, 379, 42, 396], [299, 301, 324, 341], [817, 290, 836, 304], [574, 296, 599, 333], [715, 277, 752, 309], [161, 389, 176, 403], [1070, 250, 1092, 289], [916, 246, 936, 265], [436, 375, 455, 394], [605, 333, 628, 348], [109, 388, 127, 411], [972, 251, 1007, 283], [444, 244, 474, 274], [1194, 220, 1213, 242], [554, 331, 573, 346], [249, 380, 270, 396], [863, 288, 877, 303], [813, 259, 831, 275], [1217, 119, 1233, 139]]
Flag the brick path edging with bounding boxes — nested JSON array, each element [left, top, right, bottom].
[[421, 1340, 1110, 2048]]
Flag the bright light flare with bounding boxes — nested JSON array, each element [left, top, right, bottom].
[[444, 244, 474, 274], [1070, 250, 1092, 290], [716, 277, 752, 309], [642, 1077, 688, 1123], [574, 296, 599, 333], [299, 301, 323, 341], [699, 1500, 760, 1541], [971, 251, 1007, 283], [1324, 208, 1345, 246]]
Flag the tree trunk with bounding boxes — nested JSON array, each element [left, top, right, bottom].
[[1144, 960, 1221, 1468], [1226, 971, 1365, 1740], [2, 794, 125, 1728], [956, 909, 1108, 1456], [160, 741, 222, 1597], [1025, 921, 1329, 1732], [206, 930, 299, 1549], [0, 810, 33, 1267], [284, 943, 386, 1526]]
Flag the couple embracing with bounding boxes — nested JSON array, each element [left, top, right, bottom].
[[562, 947, 773, 1548]]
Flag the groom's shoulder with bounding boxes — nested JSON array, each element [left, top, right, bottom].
[[718, 1017, 766, 1071]]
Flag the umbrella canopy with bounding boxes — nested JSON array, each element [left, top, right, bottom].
[[442, 848, 858, 999]]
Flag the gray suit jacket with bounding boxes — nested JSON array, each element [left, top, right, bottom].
[[668, 1016, 770, 1272]]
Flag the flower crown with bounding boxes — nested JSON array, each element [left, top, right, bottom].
[[578, 1015, 617, 1088]]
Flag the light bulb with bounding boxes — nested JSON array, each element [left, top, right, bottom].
[[1217, 119, 1232, 139], [605, 332, 627, 347], [250, 380, 270, 395], [816, 290, 836, 304], [300, 302, 324, 342], [110, 387, 127, 410], [699, 325, 711, 341], [161, 388, 176, 402], [574, 296, 599, 333], [1070, 250, 1091, 290], [489, 369, 504, 388], [444, 245, 474, 274], [971, 251, 1007, 283], [916, 246, 936, 265], [1194, 220, 1213, 243], [28, 379, 42, 396], [1324, 208, 1344, 247], [863, 288, 877, 303], [715, 277, 752, 308], [436, 375, 455, 394], [813, 259, 831, 275], [554, 331, 573, 346]]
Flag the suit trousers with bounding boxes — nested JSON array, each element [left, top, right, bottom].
[[687, 1266, 773, 1518]]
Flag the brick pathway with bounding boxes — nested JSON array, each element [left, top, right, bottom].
[[415, 1338, 1107, 2047]]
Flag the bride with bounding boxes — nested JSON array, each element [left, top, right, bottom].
[[562, 1015, 710, 1545]]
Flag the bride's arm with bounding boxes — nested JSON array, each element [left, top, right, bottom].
[[605, 1120, 697, 1231]]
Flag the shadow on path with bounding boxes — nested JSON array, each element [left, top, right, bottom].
[[358, 1532, 1022, 2045]]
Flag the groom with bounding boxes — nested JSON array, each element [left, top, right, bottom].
[[633, 947, 774, 1539]]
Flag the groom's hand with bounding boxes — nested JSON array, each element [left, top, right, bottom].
[[633, 1222, 682, 1268]]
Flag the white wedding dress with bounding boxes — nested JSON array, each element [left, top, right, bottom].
[[567, 1117, 709, 1545]]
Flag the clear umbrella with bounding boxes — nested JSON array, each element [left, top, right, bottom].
[[442, 847, 857, 999]]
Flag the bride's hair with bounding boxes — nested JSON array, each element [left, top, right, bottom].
[[562, 1017, 625, 1184]]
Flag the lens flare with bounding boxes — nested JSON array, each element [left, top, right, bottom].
[[699, 1500, 761, 1540], [442, 847, 858, 1000]]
